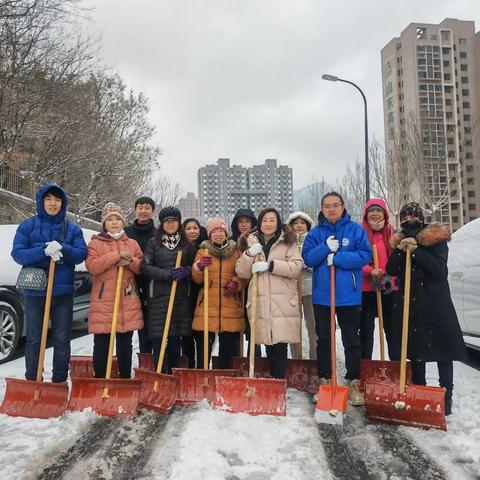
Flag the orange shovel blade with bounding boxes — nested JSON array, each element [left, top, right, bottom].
[[134, 368, 179, 414], [0, 378, 68, 419], [67, 377, 141, 417], [214, 376, 287, 416], [315, 384, 349, 416], [173, 368, 240, 405], [365, 381, 446, 431], [359, 359, 412, 392], [69, 355, 120, 378], [286, 359, 319, 393], [231, 357, 272, 378]]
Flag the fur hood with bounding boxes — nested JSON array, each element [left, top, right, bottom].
[[390, 223, 451, 249], [286, 211, 315, 229], [237, 225, 296, 252], [199, 239, 237, 259]]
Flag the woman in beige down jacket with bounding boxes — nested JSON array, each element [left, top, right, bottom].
[[236, 208, 303, 379]]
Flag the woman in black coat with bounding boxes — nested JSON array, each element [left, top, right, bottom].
[[386, 202, 467, 415], [141, 207, 196, 373]]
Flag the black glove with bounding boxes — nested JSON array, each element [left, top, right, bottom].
[[381, 275, 394, 295]]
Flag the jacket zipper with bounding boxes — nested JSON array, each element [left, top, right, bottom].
[[218, 257, 223, 332]]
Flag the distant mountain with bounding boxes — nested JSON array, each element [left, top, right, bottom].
[[293, 179, 332, 210]]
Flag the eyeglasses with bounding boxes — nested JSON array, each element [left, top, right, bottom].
[[322, 204, 343, 210]]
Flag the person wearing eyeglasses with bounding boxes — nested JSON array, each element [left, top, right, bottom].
[[302, 192, 372, 406]]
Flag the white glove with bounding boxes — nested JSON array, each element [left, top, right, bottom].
[[326, 235, 339, 253], [327, 253, 334, 266], [51, 251, 63, 262], [248, 243, 264, 257], [252, 261, 269, 274], [45, 241, 62, 255]]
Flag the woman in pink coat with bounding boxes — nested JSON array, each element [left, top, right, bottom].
[[86, 202, 144, 378]]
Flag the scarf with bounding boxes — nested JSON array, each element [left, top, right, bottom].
[[258, 231, 281, 259], [162, 232, 181, 251]]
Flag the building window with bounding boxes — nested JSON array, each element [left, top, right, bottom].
[[452, 216, 459, 223], [464, 115, 471, 122], [468, 191, 476, 198], [462, 89, 470, 96], [460, 52, 467, 59], [463, 102, 470, 109], [469, 204, 476, 211], [444, 73, 451, 81], [460, 64, 468, 71], [461, 77, 469, 84], [459, 38, 467, 45]]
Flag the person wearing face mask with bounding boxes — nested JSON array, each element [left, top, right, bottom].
[[360, 199, 401, 361], [386, 202, 467, 415], [86, 203, 144, 379], [141, 207, 196, 373], [236, 208, 303, 379], [286, 211, 317, 361], [192, 218, 246, 369]]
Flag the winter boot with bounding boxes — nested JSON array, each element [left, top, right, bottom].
[[312, 378, 331, 403], [348, 379, 364, 406]]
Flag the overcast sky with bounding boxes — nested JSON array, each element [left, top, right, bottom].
[[82, 0, 479, 195]]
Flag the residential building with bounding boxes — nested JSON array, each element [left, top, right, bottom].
[[177, 191, 199, 219]]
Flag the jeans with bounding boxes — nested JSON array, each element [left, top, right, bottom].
[[25, 294, 73, 382], [152, 336, 182, 374], [265, 343, 288, 379], [314, 304, 361, 380], [411, 360, 454, 392], [93, 331, 133, 379]]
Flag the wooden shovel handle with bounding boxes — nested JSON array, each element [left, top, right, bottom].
[[36, 258, 56, 383], [400, 249, 412, 394], [372, 244, 385, 361]]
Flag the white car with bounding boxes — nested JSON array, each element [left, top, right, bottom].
[[0, 224, 98, 363], [448, 218, 480, 351]]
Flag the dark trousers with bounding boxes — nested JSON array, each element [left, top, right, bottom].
[[411, 360, 454, 393], [152, 336, 182, 374], [93, 331, 133, 379], [193, 331, 240, 369], [360, 290, 401, 361], [137, 304, 153, 354], [25, 294, 73, 382], [314, 304, 361, 380], [265, 343, 288, 379], [181, 335, 196, 368]]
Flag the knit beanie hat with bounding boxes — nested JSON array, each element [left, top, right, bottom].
[[158, 206, 181, 224], [206, 217, 229, 239], [101, 202, 126, 226], [399, 202, 425, 223]]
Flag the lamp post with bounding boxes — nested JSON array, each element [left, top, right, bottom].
[[322, 74, 370, 202]]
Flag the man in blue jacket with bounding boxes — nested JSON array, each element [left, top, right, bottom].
[[12, 183, 87, 383], [302, 192, 371, 406]]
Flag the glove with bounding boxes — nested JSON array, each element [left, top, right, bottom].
[[326, 235, 339, 253], [327, 253, 334, 266], [398, 237, 417, 252], [171, 266, 190, 281], [381, 275, 394, 295], [248, 243, 264, 257], [224, 280, 239, 297], [196, 255, 213, 271], [117, 257, 132, 267], [44, 240, 62, 257], [51, 251, 63, 262], [252, 261, 269, 274], [371, 276, 381, 291]]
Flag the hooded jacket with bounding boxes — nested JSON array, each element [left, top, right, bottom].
[[11, 183, 87, 297], [230, 208, 257, 241], [361, 198, 397, 292], [302, 209, 372, 306]]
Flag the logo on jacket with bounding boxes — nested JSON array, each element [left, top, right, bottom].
[[342, 238, 350, 247]]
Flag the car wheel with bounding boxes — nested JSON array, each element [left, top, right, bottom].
[[0, 302, 21, 364]]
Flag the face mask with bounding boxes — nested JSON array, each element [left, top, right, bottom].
[[107, 230, 125, 240], [368, 219, 385, 232], [400, 220, 423, 236]]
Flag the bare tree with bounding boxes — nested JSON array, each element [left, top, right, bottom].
[[296, 176, 330, 220], [145, 173, 183, 212]]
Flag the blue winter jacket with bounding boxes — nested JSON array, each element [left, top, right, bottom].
[[302, 210, 372, 307], [11, 183, 87, 297]]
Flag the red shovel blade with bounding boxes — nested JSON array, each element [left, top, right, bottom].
[[69, 356, 120, 378], [137, 353, 155, 371], [134, 368, 179, 414], [315, 384, 349, 417], [365, 381, 446, 431], [67, 377, 141, 417], [231, 357, 272, 378], [173, 368, 240, 405], [286, 359, 319, 393], [214, 376, 286, 416], [0, 378, 68, 419], [359, 359, 412, 392]]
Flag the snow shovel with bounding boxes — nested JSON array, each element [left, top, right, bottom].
[[0, 258, 69, 419], [359, 244, 412, 392], [314, 264, 349, 425], [365, 248, 446, 431], [134, 252, 181, 414], [69, 356, 120, 378], [68, 266, 141, 417], [214, 256, 287, 416], [174, 249, 239, 405]]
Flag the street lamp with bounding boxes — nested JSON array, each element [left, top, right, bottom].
[[322, 74, 370, 202]]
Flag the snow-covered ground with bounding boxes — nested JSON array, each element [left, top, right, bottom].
[[0, 329, 479, 479]]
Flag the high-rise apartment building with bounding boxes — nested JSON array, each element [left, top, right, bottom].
[[381, 18, 480, 230], [197, 158, 293, 224], [177, 191, 199, 219]]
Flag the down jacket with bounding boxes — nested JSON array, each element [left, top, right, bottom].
[[386, 223, 467, 362], [86, 233, 144, 334], [11, 183, 87, 297], [235, 228, 303, 345], [192, 240, 246, 333], [302, 210, 372, 306], [141, 238, 196, 339]]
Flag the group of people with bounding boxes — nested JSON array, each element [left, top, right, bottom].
[[12, 183, 467, 416]]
